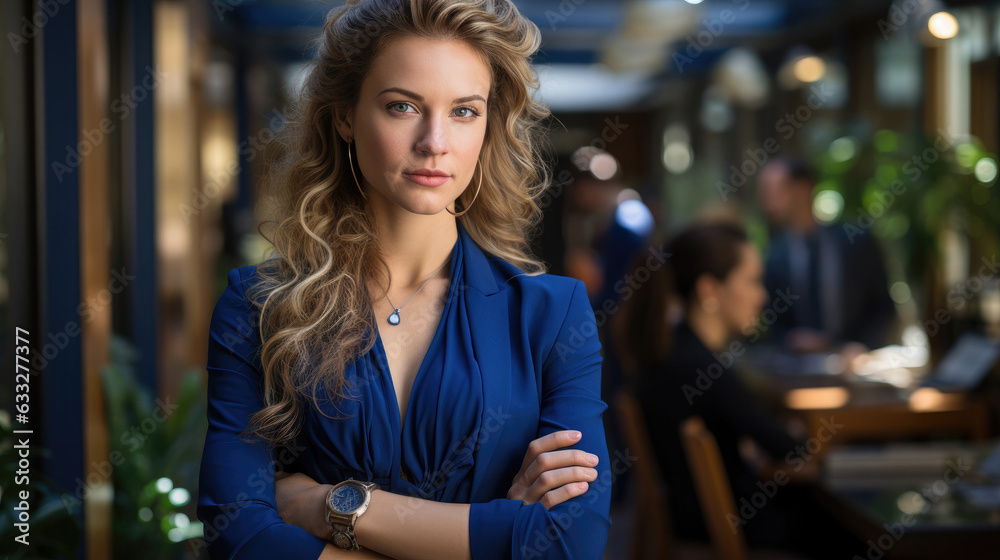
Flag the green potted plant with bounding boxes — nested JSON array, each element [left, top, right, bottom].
[[102, 335, 208, 559]]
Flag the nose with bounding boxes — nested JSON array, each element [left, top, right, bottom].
[[414, 115, 450, 156]]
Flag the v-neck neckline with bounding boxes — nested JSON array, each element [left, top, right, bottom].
[[374, 312, 444, 435], [373, 240, 459, 435]]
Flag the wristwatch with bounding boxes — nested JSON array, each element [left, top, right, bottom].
[[326, 478, 380, 550]]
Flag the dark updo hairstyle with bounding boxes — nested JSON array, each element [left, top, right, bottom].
[[610, 221, 748, 380]]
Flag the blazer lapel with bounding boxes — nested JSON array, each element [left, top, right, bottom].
[[458, 223, 514, 497]]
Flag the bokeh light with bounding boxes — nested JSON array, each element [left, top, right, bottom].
[[890, 281, 912, 304], [169, 487, 191, 506], [155, 477, 174, 494], [829, 137, 857, 163], [974, 157, 997, 184], [812, 190, 845, 224], [589, 152, 619, 180], [793, 56, 826, 82], [927, 12, 959, 40]]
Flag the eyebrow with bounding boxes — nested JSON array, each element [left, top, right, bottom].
[[377, 87, 486, 104]]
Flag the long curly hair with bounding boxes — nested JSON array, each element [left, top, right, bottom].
[[242, 0, 553, 447]]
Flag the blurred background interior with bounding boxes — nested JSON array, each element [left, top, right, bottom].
[[2, 0, 1000, 558]]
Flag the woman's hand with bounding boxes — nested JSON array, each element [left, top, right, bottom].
[[274, 471, 333, 541], [506, 430, 599, 509]]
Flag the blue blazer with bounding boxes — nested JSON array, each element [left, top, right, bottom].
[[197, 222, 612, 559]]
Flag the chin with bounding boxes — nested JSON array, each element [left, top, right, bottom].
[[393, 194, 455, 216]]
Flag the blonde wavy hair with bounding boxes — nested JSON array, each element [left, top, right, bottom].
[[243, 0, 554, 447]]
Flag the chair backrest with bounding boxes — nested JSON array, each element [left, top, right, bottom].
[[679, 416, 748, 560], [614, 390, 672, 559]]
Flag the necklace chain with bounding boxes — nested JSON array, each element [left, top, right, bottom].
[[385, 255, 450, 326]]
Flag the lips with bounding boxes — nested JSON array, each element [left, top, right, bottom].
[[402, 169, 451, 187]]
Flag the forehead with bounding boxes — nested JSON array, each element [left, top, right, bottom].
[[365, 35, 491, 99]]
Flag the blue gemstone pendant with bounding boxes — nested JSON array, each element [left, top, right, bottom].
[[387, 309, 401, 325]]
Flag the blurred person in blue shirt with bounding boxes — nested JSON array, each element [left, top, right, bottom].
[[757, 156, 896, 353]]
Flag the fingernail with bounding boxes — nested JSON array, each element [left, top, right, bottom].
[[571, 431, 581, 439], [588, 455, 598, 464]]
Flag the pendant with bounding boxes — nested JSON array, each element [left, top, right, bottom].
[[387, 308, 401, 325]]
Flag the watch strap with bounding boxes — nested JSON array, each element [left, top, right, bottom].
[[327, 480, 380, 550]]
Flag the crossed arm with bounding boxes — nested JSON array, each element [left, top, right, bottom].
[[276, 430, 598, 559], [198, 271, 610, 560]]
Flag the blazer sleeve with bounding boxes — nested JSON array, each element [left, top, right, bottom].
[[196, 267, 328, 560], [467, 279, 612, 560]]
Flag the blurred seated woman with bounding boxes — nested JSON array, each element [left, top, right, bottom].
[[611, 221, 859, 558]]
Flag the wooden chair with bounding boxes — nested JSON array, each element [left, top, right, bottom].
[[614, 390, 673, 559], [679, 416, 749, 560], [680, 417, 813, 560]]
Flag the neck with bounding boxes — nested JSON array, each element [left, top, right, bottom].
[[685, 307, 730, 352], [369, 198, 458, 290]]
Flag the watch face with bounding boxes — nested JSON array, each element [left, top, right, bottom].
[[329, 483, 365, 514]]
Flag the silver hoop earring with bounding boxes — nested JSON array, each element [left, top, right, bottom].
[[446, 162, 482, 217], [347, 138, 367, 200]]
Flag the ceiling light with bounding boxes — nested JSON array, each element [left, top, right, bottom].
[[793, 55, 826, 83], [927, 11, 958, 39]]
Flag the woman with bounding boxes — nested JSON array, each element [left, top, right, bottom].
[[197, 1, 610, 559], [611, 221, 861, 558]]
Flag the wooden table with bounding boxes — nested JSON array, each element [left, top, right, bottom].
[[815, 441, 1000, 559], [738, 351, 994, 459]]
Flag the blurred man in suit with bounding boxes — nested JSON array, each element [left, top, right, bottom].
[[757, 156, 896, 352]]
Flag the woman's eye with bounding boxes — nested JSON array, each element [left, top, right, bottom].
[[388, 102, 479, 118]]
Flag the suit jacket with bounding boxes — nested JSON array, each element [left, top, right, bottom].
[[763, 224, 896, 349], [197, 221, 612, 560]]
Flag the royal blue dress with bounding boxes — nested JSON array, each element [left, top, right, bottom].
[[197, 222, 611, 559]]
